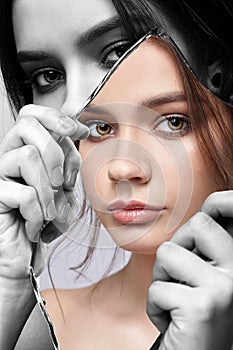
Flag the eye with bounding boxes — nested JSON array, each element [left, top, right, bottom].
[[27, 68, 65, 92], [87, 121, 115, 141], [154, 114, 191, 137], [101, 41, 132, 68]]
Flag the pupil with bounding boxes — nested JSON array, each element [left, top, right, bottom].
[[97, 124, 111, 135], [100, 124, 108, 131], [45, 71, 59, 82], [170, 118, 181, 127], [115, 44, 130, 58], [169, 117, 183, 130]]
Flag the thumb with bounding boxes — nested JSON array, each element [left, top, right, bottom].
[[147, 284, 171, 333]]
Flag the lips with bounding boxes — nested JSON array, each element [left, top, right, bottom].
[[108, 200, 164, 225]]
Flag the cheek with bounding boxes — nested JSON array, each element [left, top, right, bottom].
[[79, 140, 112, 211], [186, 140, 219, 207], [167, 138, 219, 231]]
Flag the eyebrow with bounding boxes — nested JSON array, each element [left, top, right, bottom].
[[17, 16, 122, 63], [77, 16, 122, 49], [87, 93, 187, 114], [17, 51, 54, 63], [142, 92, 187, 109]]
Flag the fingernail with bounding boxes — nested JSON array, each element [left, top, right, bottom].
[[46, 200, 57, 220], [69, 169, 78, 187], [31, 231, 40, 243], [62, 202, 71, 220], [60, 115, 77, 129], [52, 166, 64, 186]]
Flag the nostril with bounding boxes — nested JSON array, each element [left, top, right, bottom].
[[108, 158, 151, 184]]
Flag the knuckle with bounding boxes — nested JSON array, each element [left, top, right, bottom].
[[204, 191, 219, 206], [156, 241, 174, 261], [18, 104, 35, 118], [18, 115, 39, 132], [20, 145, 40, 161], [189, 211, 211, 227], [23, 186, 38, 204]]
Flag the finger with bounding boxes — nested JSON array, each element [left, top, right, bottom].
[[147, 280, 191, 331], [0, 117, 65, 187], [18, 104, 89, 139], [171, 212, 233, 269], [0, 180, 44, 242], [201, 190, 233, 219], [201, 191, 233, 235], [41, 189, 79, 243], [154, 241, 215, 286], [0, 146, 57, 222], [58, 137, 82, 190]]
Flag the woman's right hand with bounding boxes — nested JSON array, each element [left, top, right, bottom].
[[0, 104, 89, 280]]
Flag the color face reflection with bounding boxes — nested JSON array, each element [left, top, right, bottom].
[[79, 38, 218, 253]]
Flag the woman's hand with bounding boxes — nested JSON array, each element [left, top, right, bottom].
[[147, 191, 233, 350], [0, 104, 88, 280]]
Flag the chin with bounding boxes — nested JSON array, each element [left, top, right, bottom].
[[116, 229, 174, 255]]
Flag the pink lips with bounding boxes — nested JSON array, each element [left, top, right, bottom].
[[108, 200, 164, 225]]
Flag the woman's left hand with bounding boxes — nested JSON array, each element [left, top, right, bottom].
[[147, 190, 233, 350]]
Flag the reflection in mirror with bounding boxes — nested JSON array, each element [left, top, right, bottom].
[[40, 32, 233, 349]]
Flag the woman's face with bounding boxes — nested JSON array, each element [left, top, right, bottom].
[[12, 0, 130, 115], [79, 39, 219, 253], [12, 0, 219, 253]]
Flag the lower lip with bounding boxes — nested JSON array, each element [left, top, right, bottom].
[[111, 209, 163, 225]]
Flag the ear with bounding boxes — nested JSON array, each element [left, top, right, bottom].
[[206, 60, 223, 95]]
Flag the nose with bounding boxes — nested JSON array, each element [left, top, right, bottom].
[[61, 76, 89, 117], [107, 136, 152, 185], [61, 63, 103, 118], [108, 157, 151, 185]]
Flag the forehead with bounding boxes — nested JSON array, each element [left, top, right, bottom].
[[12, 0, 118, 49]]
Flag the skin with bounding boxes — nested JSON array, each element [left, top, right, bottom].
[[0, 0, 232, 349], [79, 38, 217, 253]]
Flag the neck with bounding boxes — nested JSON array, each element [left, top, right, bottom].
[[121, 252, 156, 299], [103, 252, 156, 313], [90, 251, 156, 314]]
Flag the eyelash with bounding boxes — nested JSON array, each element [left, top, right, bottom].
[[101, 40, 132, 68], [84, 114, 191, 142], [24, 40, 131, 93], [25, 67, 65, 93], [153, 114, 191, 138]]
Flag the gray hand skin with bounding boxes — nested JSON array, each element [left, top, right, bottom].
[[147, 190, 233, 350], [0, 104, 88, 349]]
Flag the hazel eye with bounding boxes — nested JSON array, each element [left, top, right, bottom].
[[155, 114, 191, 137], [88, 122, 114, 139], [96, 123, 112, 135], [167, 117, 185, 131]]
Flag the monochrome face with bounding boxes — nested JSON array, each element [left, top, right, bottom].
[[79, 38, 218, 253], [12, 0, 131, 116]]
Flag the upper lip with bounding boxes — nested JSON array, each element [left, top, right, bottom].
[[108, 200, 164, 211]]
